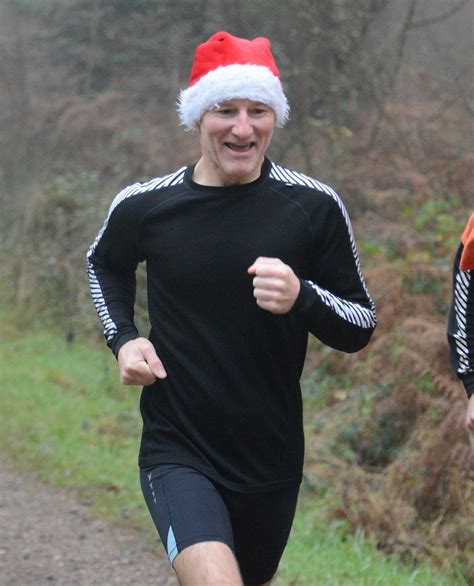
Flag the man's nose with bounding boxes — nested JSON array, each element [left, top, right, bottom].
[[232, 111, 253, 138]]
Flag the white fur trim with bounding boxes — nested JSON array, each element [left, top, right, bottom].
[[177, 64, 289, 131]]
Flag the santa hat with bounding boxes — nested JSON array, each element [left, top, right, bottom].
[[178, 31, 289, 131]]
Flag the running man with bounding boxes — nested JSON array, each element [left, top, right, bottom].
[[87, 31, 377, 585]]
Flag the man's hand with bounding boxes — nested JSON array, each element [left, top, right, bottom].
[[248, 257, 300, 314], [466, 395, 474, 432], [117, 337, 167, 386]]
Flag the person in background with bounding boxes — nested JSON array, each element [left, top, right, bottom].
[[448, 212, 474, 431], [87, 31, 376, 586]]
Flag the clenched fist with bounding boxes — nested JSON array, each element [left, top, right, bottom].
[[117, 337, 167, 386], [248, 257, 300, 314]]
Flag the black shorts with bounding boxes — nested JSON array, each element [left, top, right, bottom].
[[140, 464, 299, 584]]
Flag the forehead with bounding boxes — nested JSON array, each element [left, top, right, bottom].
[[216, 98, 271, 108]]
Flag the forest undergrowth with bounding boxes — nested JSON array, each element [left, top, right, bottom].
[[299, 91, 473, 581]]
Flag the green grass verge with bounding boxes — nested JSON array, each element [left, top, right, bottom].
[[0, 321, 150, 529], [275, 498, 465, 585], [0, 319, 463, 585]]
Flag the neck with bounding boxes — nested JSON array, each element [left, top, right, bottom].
[[192, 157, 264, 187]]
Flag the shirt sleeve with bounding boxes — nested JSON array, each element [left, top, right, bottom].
[[291, 193, 376, 353], [447, 238, 474, 398], [86, 187, 143, 356]]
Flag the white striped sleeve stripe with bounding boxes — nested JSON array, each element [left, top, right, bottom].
[[453, 269, 471, 373], [306, 280, 375, 329], [269, 164, 289, 184], [87, 167, 186, 342], [87, 261, 116, 342]]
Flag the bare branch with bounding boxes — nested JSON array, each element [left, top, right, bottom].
[[366, 0, 417, 147], [408, 0, 470, 29]]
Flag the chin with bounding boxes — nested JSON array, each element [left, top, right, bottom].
[[224, 161, 258, 181]]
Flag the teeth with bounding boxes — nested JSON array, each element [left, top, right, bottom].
[[227, 143, 252, 151]]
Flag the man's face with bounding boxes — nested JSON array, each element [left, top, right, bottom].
[[195, 99, 275, 187]]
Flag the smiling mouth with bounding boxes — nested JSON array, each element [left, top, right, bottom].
[[225, 142, 256, 152]]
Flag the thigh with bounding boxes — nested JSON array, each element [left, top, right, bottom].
[[225, 484, 300, 585], [140, 464, 235, 564]]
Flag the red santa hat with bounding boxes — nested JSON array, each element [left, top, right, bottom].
[[178, 31, 290, 131]]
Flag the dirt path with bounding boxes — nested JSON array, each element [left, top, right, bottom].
[[0, 454, 177, 585]]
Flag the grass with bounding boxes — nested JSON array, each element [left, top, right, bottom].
[[0, 314, 464, 585], [0, 319, 149, 528], [275, 498, 465, 585]]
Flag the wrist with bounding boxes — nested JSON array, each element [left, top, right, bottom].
[[111, 329, 140, 358]]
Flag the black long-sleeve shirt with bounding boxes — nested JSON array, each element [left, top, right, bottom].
[[87, 158, 376, 491], [448, 214, 474, 398]]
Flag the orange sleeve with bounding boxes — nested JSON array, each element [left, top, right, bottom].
[[460, 212, 474, 271]]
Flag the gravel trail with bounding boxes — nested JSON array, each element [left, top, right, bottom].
[[0, 454, 177, 585]]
